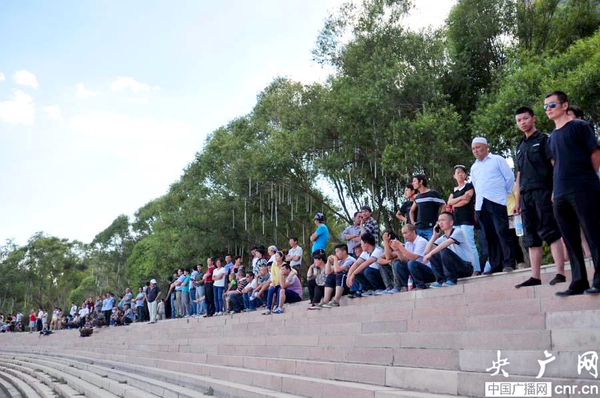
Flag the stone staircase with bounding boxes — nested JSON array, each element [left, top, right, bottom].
[[0, 262, 598, 398]]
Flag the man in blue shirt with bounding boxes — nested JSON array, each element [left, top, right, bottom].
[[545, 91, 600, 296], [310, 212, 329, 256], [470, 136, 516, 274]]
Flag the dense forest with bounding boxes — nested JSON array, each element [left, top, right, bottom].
[[2, 0, 599, 313]]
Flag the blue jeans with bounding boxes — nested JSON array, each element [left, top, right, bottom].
[[213, 286, 224, 313], [196, 286, 206, 315], [189, 287, 196, 315], [170, 293, 176, 318], [266, 286, 281, 310], [417, 228, 433, 241], [392, 260, 410, 288], [354, 267, 386, 292], [408, 260, 436, 289], [457, 224, 480, 272]]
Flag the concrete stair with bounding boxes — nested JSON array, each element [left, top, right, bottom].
[[0, 262, 598, 397]]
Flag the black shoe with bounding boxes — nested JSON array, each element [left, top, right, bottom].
[[549, 274, 566, 286], [502, 267, 514, 273], [585, 287, 600, 294], [555, 289, 585, 297], [515, 277, 541, 289]]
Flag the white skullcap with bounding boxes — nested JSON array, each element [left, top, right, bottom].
[[471, 137, 488, 145], [150, 279, 157, 284]]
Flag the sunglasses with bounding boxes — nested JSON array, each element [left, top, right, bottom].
[[543, 101, 562, 110]]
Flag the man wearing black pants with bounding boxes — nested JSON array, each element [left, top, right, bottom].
[[470, 137, 516, 274], [545, 91, 600, 296], [423, 212, 474, 287]]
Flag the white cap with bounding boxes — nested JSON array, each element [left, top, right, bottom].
[[471, 137, 488, 145], [150, 279, 157, 284]]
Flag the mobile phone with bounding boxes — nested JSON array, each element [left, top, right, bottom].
[[434, 224, 441, 234]]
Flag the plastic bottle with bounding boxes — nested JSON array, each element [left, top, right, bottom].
[[408, 275, 414, 291], [515, 214, 524, 237]]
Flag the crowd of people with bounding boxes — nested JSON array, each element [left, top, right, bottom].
[[1, 90, 598, 331]]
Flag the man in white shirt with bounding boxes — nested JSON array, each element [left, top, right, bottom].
[[389, 224, 430, 290], [470, 137, 516, 274], [285, 237, 303, 272], [346, 234, 386, 296], [423, 212, 475, 287]]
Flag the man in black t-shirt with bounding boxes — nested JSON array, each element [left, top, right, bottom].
[[396, 183, 417, 225], [513, 106, 566, 289], [410, 174, 446, 241], [545, 91, 600, 296]]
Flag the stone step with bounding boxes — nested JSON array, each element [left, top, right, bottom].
[[0, 356, 130, 398], [0, 365, 57, 398], [13, 353, 298, 398], [0, 368, 43, 398], [6, 351, 472, 398], [0, 361, 81, 398]]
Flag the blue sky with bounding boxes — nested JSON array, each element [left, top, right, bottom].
[[0, 0, 454, 246]]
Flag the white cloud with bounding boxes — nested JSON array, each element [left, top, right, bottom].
[[43, 105, 63, 125], [128, 98, 149, 105], [13, 70, 39, 89], [76, 83, 98, 98], [110, 76, 158, 93], [0, 90, 35, 125], [0, 73, 5, 82]]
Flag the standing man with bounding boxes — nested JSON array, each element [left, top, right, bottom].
[[360, 206, 379, 244], [470, 137, 516, 274], [513, 106, 566, 288], [310, 213, 329, 257], [396, 183, 417, 225], [146, 279, 161, 324], [285, 237, 303, 273], [342, 212, 363, 258], [410, 174, 445, 241], [545, 91, 600, 296]]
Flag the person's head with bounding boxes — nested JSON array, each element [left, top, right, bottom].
[[246, 272, 254, 281], [453, 165, 468, 185], [259, 263, 268, 276], [568, 105, 584, 120], [268, 245, 277, 256], [196, 263, 203, 271], [255, 247, 264, 259], [412, 174, 428, 190], [334, 244, 349, 261], [354, 245, 363, 257], [183, 268, 189, 275], [206, 257, 213, 267], [125, 288, 131, 293], [237, 268, 246, 279], [353, 211, 362, 226], [177, 268, 183, 275], [404, 183, 416, 199], [514, 106, 536, 134], [275, 251, 285, 264], [544, 91, 569, 121], [225, 255, 232, 264], [234, 256, 242, 266], [314, 212, 326, 225], [289, 237, 298, 248], [360, 206, 372, 220], [138, 287, 143, 293], [471, 137, 489, 160], [360, 233, 376, 252], [313, 251, 327, 267], [124, 304, 130, 310], [228, 272, 236, 281], [401, 223, 417, 242], [216, 258, 223, 268], [172, 271, 178, 278], [437, 212, 454, 232], [281, 263, 292, 276]]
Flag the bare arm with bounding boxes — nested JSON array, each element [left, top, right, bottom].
[[409, 202, 417, 226], [592, 148, 600, 174], [514, 172, 521, 214]]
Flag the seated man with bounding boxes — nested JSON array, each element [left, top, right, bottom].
[[376, 232, 401, 294], [226, 269, 248, 314], [423, 212, 475, 287], [346, 234, 386, 296], [389, 224, 430, 290], [307, 251, 327, 309], [272, 264, 303, 314], [322, 244, 355, 307], [243, 265, 269, 311]]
